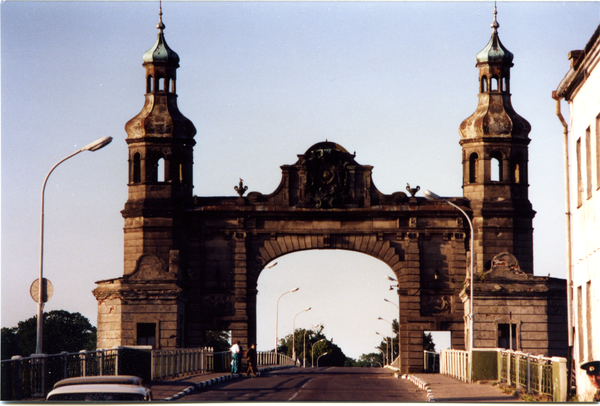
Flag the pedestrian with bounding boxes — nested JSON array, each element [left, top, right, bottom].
[[230, 341, 242, 374], [581, 360, 600, 401], [246, 344, 258, 377]]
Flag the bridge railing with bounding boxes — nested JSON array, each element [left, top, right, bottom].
[[439, 348, 567, 401], [423, 351, 439, 373], [499, 350, 565, 400], [439, 349, 470, 382], [1, 348, 120, 401], [151, 347, 213, 381]]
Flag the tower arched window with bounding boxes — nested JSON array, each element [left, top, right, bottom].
[[171, 79, 176, 94], [147, 75, 153, 93], [469, 153, 479, 183], [491, 76, 499, 92], [158, 77, 164, 92], [149, 153, 166, 182], [490, 151, 503, 182], [133, 152, 141, 184], [157, 157, 165, 182], [513, 153, 524, 184], [481, 76, 488, 93]]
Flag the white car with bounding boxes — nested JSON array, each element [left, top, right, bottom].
[[46, 375, 152, 401]]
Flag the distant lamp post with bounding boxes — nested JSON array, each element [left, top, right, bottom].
[[376, 331, 389, 365], [275, 284, 299, 356], [317, 352, 328, 367], [311, 338, 326, 367], [292, 307, 311, 361], [375, 347, 385, 368], [35, 136, 113, 355], [378, 317, 395, 365], [424, 189, 475, 354]]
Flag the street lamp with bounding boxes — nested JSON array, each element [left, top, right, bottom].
[[275, 286, 299, 356], [424, 189, 474, 354], [36, 136, 113, 355], [375, 331, 389, 365], [317, 352, 328, 367], [375, 347, 385, 368], [311, 338, 326, 367], [378, 317, 395, 365], [292, 307, 311, 361]]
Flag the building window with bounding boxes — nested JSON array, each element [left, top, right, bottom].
[[137, 323, 156, 348], [596, 115, 600, 190], [146, 75, 153, 93], [491, 76, 499, 92], [586, 127, 592, 199], [586, 281, 593, 360], [577, 285, 584, 360], [133, 153, 141, 184], [157, 157, 165, 182], [490, 151, 503, 182], [469, 153, 478, 183], [481, 76, 488, 93], [513, 153, 523, 184], [577, 138, 582, 208], [498, 323, 517, 350]]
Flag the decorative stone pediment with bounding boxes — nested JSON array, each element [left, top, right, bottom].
[[128, 253, 176, 281]]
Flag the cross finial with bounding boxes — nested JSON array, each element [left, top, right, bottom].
[[491, 2, 499, 33], [157, 0, 165, 33]]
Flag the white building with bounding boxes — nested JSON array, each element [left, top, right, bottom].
[[555, 24, 600, 402]]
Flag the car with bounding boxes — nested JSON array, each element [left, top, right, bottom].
[[46, 376, 152, 401]]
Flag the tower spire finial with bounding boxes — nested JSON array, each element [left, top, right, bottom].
[[491, 2, 499, 33], [157, 0, 165, 34]]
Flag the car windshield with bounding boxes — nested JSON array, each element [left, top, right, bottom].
[[47, 392, 146, 401]]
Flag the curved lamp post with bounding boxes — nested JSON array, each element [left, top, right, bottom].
[[36, 136, 113, 355], [317, 351, 328, 367], [275, 285, 299, 356], [292, 307, 311, 361], [311, 337, 326, 367], [378, 317, 395, 365], [424, 189, 475, 382], [375, 331, 389, 365]]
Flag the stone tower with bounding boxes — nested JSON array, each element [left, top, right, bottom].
[[459, 6, 535, 274], [94, 7, 195, 349]]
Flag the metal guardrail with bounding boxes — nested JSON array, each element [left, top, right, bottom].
[[440, 348, 566, 401], [151, 348, 212, 381], [1, 347, 296, 400], [500, 350, 555, 398], [1, 349, 120, 400]]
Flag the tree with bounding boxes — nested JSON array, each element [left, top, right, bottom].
[[279, 325, 348, 367], [203, 330, 231, 352], [354, 352, 383, 368], [1, 310, 96, 359], [423, 332, 436, 352]]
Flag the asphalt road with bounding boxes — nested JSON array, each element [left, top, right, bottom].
[[182, 367, 427, 402]]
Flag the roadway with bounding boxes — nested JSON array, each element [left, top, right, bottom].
[[181, 367, 428, 402]]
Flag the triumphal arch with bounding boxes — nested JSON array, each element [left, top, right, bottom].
[[93, 8, 568, 373]]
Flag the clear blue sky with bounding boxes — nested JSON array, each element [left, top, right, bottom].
[[2, 1, 599, 359]]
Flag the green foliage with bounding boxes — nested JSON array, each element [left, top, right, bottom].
[[203, 330, 231, 352], [354, 352, 383, 367], [423, 332, 436, 352], [279, 325, 348, 367], [1, 310, 96, 359]]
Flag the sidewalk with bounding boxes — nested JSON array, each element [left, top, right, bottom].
[[407, 373, 523, 402]]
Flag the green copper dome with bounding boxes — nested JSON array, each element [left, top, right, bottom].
[[142, 7, 180, 65], [476, 5, 513, 65]]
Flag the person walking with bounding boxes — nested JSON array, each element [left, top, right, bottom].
[[246, 344, 258, 377], [230, 341, 242, 373]]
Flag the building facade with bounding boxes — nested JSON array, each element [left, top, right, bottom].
[[93, 7, 568, 373], [555, 24, 600, 401]]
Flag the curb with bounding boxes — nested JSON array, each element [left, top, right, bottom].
[[162, 365, 292, 401], [396, 373, 435, 402]]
